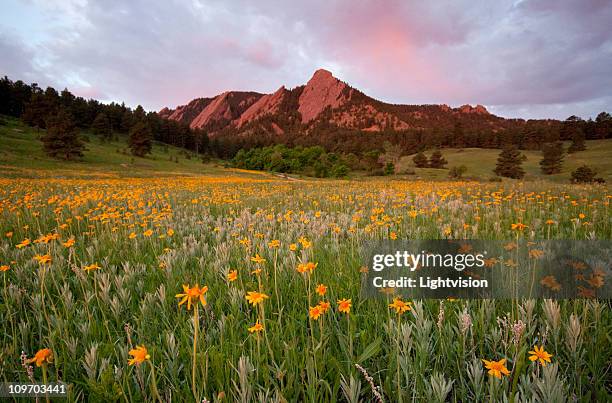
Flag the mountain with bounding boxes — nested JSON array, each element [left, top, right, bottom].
[[159, 91, 263, 131], [159, 69, 560, 154]]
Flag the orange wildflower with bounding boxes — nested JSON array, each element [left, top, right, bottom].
[[16, 238, 31, 249], [128, 345, 150, 366], [248, 321, 264, 333], [27, 348, 53, 367], [389, 297, 412, 314], [250, 254, 266, 264], [83, 263, 101, 272], [337, 298, 352, 314], [175, 284, 208, 310], [309, 305, 323, 320], [482, 358, 510, 378], [62, 238, 75, 248], [318, 300, 331, 313], [245, 291, 269, 306], [528, 345, 553, 366], [33, 254, 52, 265]]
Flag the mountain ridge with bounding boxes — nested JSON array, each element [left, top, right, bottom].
[[159, 69, 557, 140]]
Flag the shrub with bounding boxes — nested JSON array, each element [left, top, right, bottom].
[[330, 163, 349, 178], [448, 165, 467, 179], [570, 165, 604, 183], [384, 162, 395, 175]]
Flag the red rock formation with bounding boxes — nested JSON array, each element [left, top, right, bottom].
[[298, 69, 352, 123], [186, 92, 262, 129], [158, 69, 506, 136], [474, 104, 489, 114], [457, 104, 490, 115], [237, 86, 287, 127]]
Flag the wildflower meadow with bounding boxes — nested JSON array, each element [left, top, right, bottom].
[[0, 175, 610, 401]]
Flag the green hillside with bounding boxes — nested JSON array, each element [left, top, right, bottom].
[[1, 115, 610, 182], [397, 141, 612, 182], [0, 116, 257, 179]]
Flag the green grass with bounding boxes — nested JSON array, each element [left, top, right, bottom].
[[397, 141, 612, 182], [2, 115, 611, 184], [0, 116, 268, 179]]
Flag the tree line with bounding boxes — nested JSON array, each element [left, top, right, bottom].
[[0, 76, 209, 159]]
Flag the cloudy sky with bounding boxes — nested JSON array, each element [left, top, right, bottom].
[[1, 0, 611, 119]]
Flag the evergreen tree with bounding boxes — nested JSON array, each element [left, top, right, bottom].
[[413, 152, 428, 168], [129, 121, 152, 157], [594, 112, 611, 139], [91, 112, 112, 141], [539, 142, 565, 174], [428, 150, 447, 168], [133, 105, 146, 122], [41, 109, 84, 160], [453, 121, 465, 148], [193, 128, 209, 155], [22, 91, 51, 128], [493, 145, 526, 179], [120, 110, 134, 133], [567, 128, 586, 153], [560, 116, 582, 140]]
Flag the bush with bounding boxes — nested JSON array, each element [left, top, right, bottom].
[[330, 163, 349, 178], [448, 165, 467, 179], [571, 165, 604, 183], [384, 162, 395, 175], [233, 144, 339, 177]]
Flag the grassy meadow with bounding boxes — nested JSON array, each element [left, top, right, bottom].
[[397, 141, 612, 183], [0, 117, 611, 402]]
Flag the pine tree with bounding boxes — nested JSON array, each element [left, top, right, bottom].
[[91, 112, 112, 141], [594, 112, 611, 139], [120, 110, 134, 133], [22, 92, 51, 128], [567, 128, 586, 153], [413, 152, 428, 168], [129, 121, 152, 157], [494, 145, 526, 179], [453, 121, 465, 148], [41, 109, 84, 160], [539, 142, 565, 174], [428, 150, 447, 168]]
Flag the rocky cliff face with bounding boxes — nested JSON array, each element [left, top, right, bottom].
[[237, 86, 288, 127], [159, 69, 502, 135], [297, 69, 352, 123]]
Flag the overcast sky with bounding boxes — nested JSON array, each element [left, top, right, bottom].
[[1, 0, 611, 119]]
